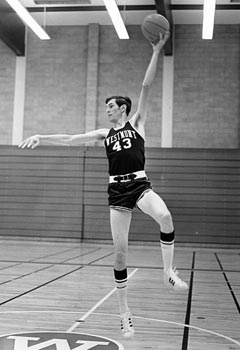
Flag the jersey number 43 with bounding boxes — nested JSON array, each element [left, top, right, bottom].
[[112, 138, 132, 152]]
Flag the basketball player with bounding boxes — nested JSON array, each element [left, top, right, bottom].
[[19, 31, 188, 339]]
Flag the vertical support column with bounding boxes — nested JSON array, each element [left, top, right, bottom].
[[85, 23, 100, 133], [161, 55, 174, 147], [12, 56, 26, 145]]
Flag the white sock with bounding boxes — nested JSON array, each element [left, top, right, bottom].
[[114, 268, 129, 315], [160, 231, 175, 272]]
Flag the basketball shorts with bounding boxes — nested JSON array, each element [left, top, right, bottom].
[[108, 178, 153, 212]]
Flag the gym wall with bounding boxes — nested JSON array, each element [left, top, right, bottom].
[[0, 23, 239, 245]]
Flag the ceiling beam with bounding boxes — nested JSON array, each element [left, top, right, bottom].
[[171, 4, 240, 10], [0, 1, 25, 56], [27, 5, 157, 12], [154, 0, 173, 56], [26, 3, 240, 12]]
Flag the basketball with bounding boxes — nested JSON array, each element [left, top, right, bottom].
[[141, 14, 170, 44]]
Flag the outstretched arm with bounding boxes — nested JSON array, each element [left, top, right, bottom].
[[18, 128, 109, 149], [130, 31, 170, 137]]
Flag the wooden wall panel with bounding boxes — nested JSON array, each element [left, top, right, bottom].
[[0, 146, 239, 245], [143, 148, 240, 245], [0, 146, 84, 239]]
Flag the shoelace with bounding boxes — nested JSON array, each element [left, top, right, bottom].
[[121, 313, 132, 332], [171, 267, 185, 284], [172, 267, 179, 275]]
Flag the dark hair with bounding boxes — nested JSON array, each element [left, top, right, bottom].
[[105, 96, 132, 116]]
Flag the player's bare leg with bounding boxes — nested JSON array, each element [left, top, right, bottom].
[[137, 190, 188, 291], [110, 208, 135, 338]]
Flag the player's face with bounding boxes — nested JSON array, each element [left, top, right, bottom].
[[106, 99, 122, 123]]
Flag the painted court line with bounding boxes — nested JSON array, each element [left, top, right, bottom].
[[93, 312, 240, 347], [66, 268, 138, 333]]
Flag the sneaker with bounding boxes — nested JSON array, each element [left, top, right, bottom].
[[164, 267, 188, 292], [120, 310, 135, 339]]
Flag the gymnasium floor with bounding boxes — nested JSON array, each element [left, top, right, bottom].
[[0, 239, 239, 349]]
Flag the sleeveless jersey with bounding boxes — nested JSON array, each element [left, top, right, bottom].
[[104, 121, 145, 176]]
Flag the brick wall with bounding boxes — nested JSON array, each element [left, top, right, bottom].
[[0, 24, 239, 147], [174, 25, 240, 148], [24, 26, 88, 137], [0, 41, 15, 144]]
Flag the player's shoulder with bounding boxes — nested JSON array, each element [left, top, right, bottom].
[[128, 116, 145, 140]]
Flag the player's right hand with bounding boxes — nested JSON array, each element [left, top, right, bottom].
[[18, 134, 40, 149], [152, 31, 170, 53]]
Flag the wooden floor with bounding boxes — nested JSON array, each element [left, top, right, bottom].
[[0, 239, 239, 349]]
